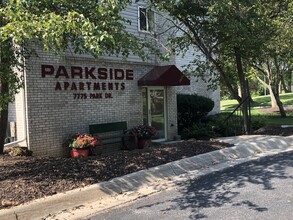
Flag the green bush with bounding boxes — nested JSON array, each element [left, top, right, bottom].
[[177, 94, 214, 133], [206, 113, 229, 136], [180, 112, 264, 140], [207, 113, 266, 136], [251, 117, 266, 131], [178, 106, 264, 140], [207, 113, 243, 137], [182, 123, 216, 140]]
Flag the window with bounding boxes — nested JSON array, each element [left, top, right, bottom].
[[138, 7, 154, 32]]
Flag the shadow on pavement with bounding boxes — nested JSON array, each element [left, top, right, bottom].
[[137, 151, 293, 219]]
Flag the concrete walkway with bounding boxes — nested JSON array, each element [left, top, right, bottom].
[[1, 135, 293, 220]]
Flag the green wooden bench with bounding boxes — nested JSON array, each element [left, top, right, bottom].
[[89, 121, 135, 153]]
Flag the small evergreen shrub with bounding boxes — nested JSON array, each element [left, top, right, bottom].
[[182, 123, 216, 140], [207, 113, 243, 136], [251, 117, 266, 131], [177, 94, 214, 133], [207, 113, 265, 136]]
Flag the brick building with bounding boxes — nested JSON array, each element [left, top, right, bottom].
[[6, 1, 220, 157]]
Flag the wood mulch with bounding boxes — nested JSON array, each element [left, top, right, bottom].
[[253, 125, 293, 136], [0, 139, 232, 209]]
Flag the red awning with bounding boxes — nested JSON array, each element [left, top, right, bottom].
[[137, 65, 190, 86]]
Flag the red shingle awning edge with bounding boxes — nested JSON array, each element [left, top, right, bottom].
[[137, 65, 190, 86]]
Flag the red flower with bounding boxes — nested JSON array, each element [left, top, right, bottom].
[[64, 133, 102, 149]]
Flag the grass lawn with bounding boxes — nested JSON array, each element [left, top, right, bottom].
[[221, 92, 293, 110], [221, 93, 293, 126], [250, 109, 293, 125]]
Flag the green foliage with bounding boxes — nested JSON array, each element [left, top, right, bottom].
[[0, 40, 23, 110], [177, 94, 214, 133], [180, 111, 263, 139], [204, 113, 260, 137], [150, 0, 292, 119], [258, 114, 293, 125], [181, 123, 216, 140], [149, 0, 285, 70], [205, 113, 241, 137], [251, 117, 266, 131], [180, 111, 267, 140], [0, 0, 159, 59]]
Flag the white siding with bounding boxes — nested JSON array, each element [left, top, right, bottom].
[[175, 48, 220, 114]]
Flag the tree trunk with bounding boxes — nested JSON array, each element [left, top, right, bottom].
[[253, 60, 286, 117], [235, 47, 250, 134], [288, 71, 292, 92], [272, 85, 286, 117], [246, 79, 254, 104], [273, 57, 286, 117], [280, 75, 290, 93], [0, 82, 9, 154], [0, 38, 14, 154], [268, 87, 278, 108]]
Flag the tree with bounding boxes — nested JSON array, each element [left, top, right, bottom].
[[0, 0, 158, 154], [148, 0, 291, 130], [250, 1, 293, 116], [148, 0, 280, 134], [251, 58, 290, 117]]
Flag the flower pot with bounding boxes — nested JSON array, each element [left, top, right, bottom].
[[137, 138, 149, 149], [70, 149, 89, 158]]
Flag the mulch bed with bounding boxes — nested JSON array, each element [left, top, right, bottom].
[[0, 139, 232, 209], [1, 125, 293, 210], [258, 106, 293, 114], [253, 125, 293, 136]]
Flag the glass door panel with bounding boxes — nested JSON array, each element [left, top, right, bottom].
[[149, 89, 165, 140]]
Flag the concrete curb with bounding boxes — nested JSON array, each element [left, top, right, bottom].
[[1, 135, 293, 220]]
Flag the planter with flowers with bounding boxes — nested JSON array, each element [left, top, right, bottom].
[[131, 124, 156, 149], [63, 133, 103, 158]]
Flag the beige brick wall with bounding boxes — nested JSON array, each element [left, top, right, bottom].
[[19, 49, 178, 156], [8, 48, 221, 156], [166, 87, 178, 140]]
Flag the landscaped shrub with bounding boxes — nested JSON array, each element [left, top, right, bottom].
[[180, 112, 264, 140], [251, 116, 266, 131], [207, 113, 265, 136], [180, 110, 268, 140], [180, 112, 243, 140], [207, 113, 243, 136], [177, 94, 214, 134], [182, 123, 216, 140]]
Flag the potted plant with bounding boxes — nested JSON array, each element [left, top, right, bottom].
[[131, 124, 156, 149], [63, 133, 103, 158]]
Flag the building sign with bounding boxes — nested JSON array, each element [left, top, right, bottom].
[[41, 65, 134, 99]]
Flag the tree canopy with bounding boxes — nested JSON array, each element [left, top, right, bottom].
[[148, 0, 292, 131], [2, 0, 159, 57]]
